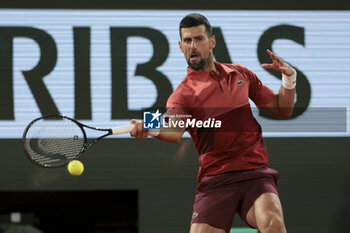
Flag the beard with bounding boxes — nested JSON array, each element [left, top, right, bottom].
[[186, 52, 211, 71]]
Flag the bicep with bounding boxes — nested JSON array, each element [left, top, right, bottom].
[[244, 66, 276, 109]]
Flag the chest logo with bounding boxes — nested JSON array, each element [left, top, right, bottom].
[[237, 80, 244, 86]]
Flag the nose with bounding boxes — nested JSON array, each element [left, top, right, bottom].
[[190, 40, 198, 49]]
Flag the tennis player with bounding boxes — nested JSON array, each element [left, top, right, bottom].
[[130, 13, 296, 233]]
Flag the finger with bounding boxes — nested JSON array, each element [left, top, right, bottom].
[[267, 49, 277, 59], [130, 125, 137, 137], [267, 49, 278, 60], [136, 130, 149, 139], [134, 122, 142, 138], [139, 122, 150, 139], [261, 63, 275, 69], [267, 52, 283, 68], [271, 52, 284, 66], [267, 50, 283, 64], [142, 131, 150, 139], [138, 122, 144, 132], [130, 120, 142, 137], [269, 52, 280, 62], [266, 49, 274, 60]]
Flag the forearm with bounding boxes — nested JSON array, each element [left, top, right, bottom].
[[276, 71, 296, 117], [263, 72, 296, 118], [153, 126, 185, 143], [130, 117, 185, 142], [260, 49, 298, 118], [276, 85, 295, 118]]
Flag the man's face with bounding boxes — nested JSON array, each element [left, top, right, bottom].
[[179, 25, 216, 71]]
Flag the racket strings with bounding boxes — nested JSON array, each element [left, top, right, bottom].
[[23, 117, 85, 167]]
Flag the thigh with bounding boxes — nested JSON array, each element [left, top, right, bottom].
[[191, 174, 242, 233], [238, 168, 280, 226], [190, 223, 226, 233], [245, 192, 285, 229]]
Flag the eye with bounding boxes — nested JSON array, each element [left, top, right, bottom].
[[184, 38, 191, 43]]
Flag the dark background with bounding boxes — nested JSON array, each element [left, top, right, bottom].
[[1, 1, 350, 233], [1, 0, 350, 10], [0, 138, 349, 233]]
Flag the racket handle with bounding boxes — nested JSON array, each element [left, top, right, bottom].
[[111, 124, 160, 137], [111, 124, 134, 135]]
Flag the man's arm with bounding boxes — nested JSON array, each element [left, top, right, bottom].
[[129, 118, 186, 143], [261, 50, 296, 118]]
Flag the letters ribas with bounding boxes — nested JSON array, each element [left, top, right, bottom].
[[0, 26, 309, 120]]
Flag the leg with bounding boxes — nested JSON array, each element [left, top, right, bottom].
[[190, 223, 227, 233], [246, 192, 287, 233], [191, 173, 241, 233]]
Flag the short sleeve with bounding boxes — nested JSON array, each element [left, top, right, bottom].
[[241, 66, 276, 108], [165, 91, 190, 122]]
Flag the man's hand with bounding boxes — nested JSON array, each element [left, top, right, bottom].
[[261, 49, 296, 90], [261, 49, 296, 118], [130, 119, 151, 139], [261, 49, 296, 77], [130, 119, 160, 138], [129, 117, 185, 142]]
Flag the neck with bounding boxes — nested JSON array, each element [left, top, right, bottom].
[[201, 51, 219, 74], [202, 60, 219, 75]]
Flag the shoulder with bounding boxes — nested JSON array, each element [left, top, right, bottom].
[[219, 63, 258, 84], [218, 63, 253, 76], [233, 64, 260, 82], [167, 77, 190, 107], [228, 63, 253, 75]]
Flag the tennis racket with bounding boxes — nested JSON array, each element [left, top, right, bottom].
[[23, 115, 135, 168]]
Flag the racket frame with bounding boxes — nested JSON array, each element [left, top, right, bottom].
[[22, 115, 113, 168]]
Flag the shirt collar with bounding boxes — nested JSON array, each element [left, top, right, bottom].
[[214, 61, 236, 76]]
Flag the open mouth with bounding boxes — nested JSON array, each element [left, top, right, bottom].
[[190, 53, 200, 61]]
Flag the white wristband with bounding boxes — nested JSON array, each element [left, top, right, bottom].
[[282, 72, 297, 89]]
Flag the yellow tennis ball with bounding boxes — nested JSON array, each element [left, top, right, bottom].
[[67, 160, 84, 176]]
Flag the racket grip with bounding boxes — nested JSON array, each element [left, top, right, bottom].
[[111, 124, 134, 135], [111, 124, 160, 137]]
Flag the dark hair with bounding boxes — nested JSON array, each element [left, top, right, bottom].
[[179, 13, 212, 39]]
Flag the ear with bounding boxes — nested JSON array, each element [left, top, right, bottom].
[[178, 40, 184, 53], [209, 35, 216, 50]]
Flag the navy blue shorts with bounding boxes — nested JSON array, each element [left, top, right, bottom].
[[190, 167, 280, 233]]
